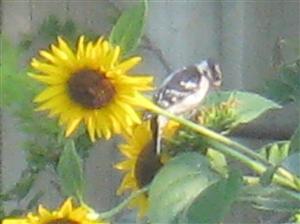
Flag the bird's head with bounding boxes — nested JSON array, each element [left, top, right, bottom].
[[196, 58, 222, 87]]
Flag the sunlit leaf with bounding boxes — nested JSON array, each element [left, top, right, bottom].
[[148, 152, 220, 223], [109, 0, 147, 55], [57, 140, 85, 199], [259, 141, 290, 165], [204, 91, 281, 127], [206, 148, 228, 176]]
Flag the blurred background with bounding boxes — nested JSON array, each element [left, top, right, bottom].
[[1, 0, 299, 223]]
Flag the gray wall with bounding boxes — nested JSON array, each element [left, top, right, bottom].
[[2, 0, 299, 222]]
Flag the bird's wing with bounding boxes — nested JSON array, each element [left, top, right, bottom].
[[154, 66, 203, 109]]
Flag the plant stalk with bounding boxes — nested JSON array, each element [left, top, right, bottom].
[[98, 187, 148, 220], [153, 106, 300, 191]]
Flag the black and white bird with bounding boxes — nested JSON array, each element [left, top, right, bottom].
[[152, 58, 223, 154]]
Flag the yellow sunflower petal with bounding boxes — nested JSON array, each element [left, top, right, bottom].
[[31, 35, 154, 143], [117, 174, 136, 195], [86, 115, 96, 142], [119, 145, 137, 158], [117, 57, 142, 72], [115, 160, 133, 171], [109, 46, 120, 67], [119, 75, 154, 91], [3, 198, 108, 224], [65, 117, 82, 137], [50, 44, 70, 61], [38, 205, 52, 217], [39, 50, 58, 64], [60, 198, 73, 216], [77, 35, 85, 59], [34, 85, 65, 102], [28, 73, 66, 85], [35, 94, 68, 112], [2, 219, 29, 224], [57, 36, 76, 60], [31, 58, 68, 77]]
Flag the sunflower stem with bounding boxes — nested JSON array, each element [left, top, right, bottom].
[[98, 186, 149, 220], [153, 106, 300, 191], [243, 176, 260, 185]]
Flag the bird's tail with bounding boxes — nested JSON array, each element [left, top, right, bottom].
[[150, 115, 162, 155]]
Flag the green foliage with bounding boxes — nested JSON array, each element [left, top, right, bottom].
[[259, 141, 291, 186], [291, 124, 300, 154], [148, 153, 221, 223], [204, 91, 281, 127], [282, 152, 300, 179], [259, 140, 300, 183], [259, 141, 290, 165], [240, 185, 300, 213], [264, 79, 294, 104], [197, 96, 238, 133], [264, 38, 300, 105], [38, 15, 78, 43], [182, 171, 242, 224], [57, 140, 85, 200], [206, 148, 228, 176], [2, 170, 36, 201], [109, 0, 147, 56]]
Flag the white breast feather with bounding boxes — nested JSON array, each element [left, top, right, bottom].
[[168, 76, 210, 114]]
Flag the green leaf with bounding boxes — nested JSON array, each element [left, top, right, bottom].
[[205, 91, 281, 126], [280, 64, 300, 93], [148, 152, 220, 223], [240, 185, 300, 212], [206, 148, 228, 176], [109, 0, 147, 55], [260, 166, 279, 186], [282, 152, 300, 178], [5, 170, 36, 201], [57, 140, 85, 199], [259, 141, 290, 165], [38, 15, 61, 40], [290, 124, 300, 154], [183, 171, 242, 224], [62, 19, 77, 40], [264, 79, 294, 104]]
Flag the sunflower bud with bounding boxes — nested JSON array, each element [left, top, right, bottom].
[[197, 96, 238, 133]]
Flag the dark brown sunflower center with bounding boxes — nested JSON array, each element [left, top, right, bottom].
[[135, 140, 163, 188], [68, 69, 115, 109], [45, 218, 79, 224]]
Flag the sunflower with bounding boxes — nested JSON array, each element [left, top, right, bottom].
[[114, 120, 179, 218], [30, 36, 156, 141], [114, 121, 160, 218], [2, 198, 107, 224]]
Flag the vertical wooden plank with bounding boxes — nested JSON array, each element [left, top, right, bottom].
[[2, 0, 32, 212], [29, 0, 68, 30], [147, 1, 222, 75], [67, 0, 116, 37], [220, 1, 245, 89], [2, 0, 32, 44]]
